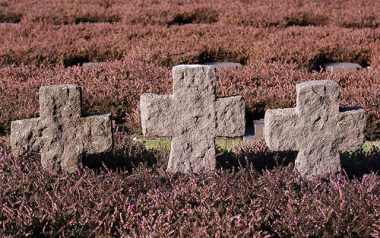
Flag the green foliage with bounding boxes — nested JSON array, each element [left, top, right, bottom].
[[143, 137, 247, 152]]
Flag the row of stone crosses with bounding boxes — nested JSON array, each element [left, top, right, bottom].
[[10, 65, 366, 179]]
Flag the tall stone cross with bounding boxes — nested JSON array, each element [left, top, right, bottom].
[[140, 65, 245, 173], [11, 84, 113, 173], [264, 80, 366, 179]]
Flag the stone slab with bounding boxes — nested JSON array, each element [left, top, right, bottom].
[[82, 62, 109, 67], [203, 62, 242, 69], [323, 62, 362, 73], [264, 80, 366, 179]]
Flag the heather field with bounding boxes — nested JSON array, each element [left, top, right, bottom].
[[0, 0, 380, 237]]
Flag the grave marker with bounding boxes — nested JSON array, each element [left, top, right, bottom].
[[264, 80, 366, 179], [0, 23, 19, 27], [140, 65, 245, 173], [323, 62, 362, 73], [82, 62, 109, 67], [11, 84, 113, 173], [204, 62, 242, 69], [253, 119, 265, 138]]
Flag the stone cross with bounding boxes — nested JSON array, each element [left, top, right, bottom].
[[140, 65, 245, 173], [11, 84, 113, 173], [264, 80, 366, 179]]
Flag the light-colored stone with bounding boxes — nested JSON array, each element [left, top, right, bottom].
[[323, 62, 362, 73], [253, 119, 265, 139], [82, 62, 108, 67], [204, 62, 242, 69], [140, 65, 245, 173], [11, 84, 113, 173], [264, 80, 366, 179], [0, 23, 19, 27]]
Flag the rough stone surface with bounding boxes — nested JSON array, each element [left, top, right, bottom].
[[11, 84, 112, 173], [140, 65, 245, 173], [203, 62, 242, 69], [264, 80, 366, 179], [323, 62, 362, 73]]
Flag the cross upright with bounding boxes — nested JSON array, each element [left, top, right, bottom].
[[11, 84, 113, 173], [140, 65, 245, 173], [264, 80, 366, 179]]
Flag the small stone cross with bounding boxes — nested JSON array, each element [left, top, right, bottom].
[[264, 80, 366, 179], [140, 65, 245, 173], [11, 84, 113, 173]]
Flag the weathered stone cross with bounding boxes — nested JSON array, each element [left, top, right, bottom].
[[11, 84, 113, 173], [264, 80, 366, 179], [140, 65, 245, 173]]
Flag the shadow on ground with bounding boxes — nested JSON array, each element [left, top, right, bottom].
[[84, 135, 379, 179], [83, 132, 169, 173], [341, 149, 380, 178], [216, 139, 380, 179]]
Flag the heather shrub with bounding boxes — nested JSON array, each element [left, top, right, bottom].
[[84, 131, 169, 172], [0, 59, 171, 134], [0, 11, 22, 23], [20, 1, 121, 25], [1, 0, 379, 28], [0, 1, 379, 236], [283, 12, 329, 27], [0, 60, 378, 139], [73, 13, 120, 24], [1, 139, 379, 237], [0, 22, 379, 69], [167, 7, 219, 26]]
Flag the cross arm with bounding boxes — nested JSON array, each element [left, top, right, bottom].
[[264, 108, 299, 151], [140, 93, 175, 137], [336, 108, 366, 151], [81, 114, 113, 154], [11, 118, 43, 157], [215, 96, 245, 137]]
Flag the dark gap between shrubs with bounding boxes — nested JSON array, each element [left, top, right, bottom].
[[195, 50, 247, 66], [73, 14, 121, 24], [63, 56, 90, 67], [167, 8, 219, 26], [0, 12, 22, 23]]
